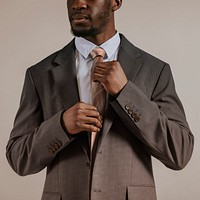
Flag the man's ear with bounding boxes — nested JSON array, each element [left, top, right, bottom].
[[112, 0, 122, 11]]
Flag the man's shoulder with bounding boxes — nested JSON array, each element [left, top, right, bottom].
[[120, 34, 168, 67]]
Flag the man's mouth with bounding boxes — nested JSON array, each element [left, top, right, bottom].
[[71, 14, 89, 24]]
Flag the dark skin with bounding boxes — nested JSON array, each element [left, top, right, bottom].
[[63, 0, 127, 135]]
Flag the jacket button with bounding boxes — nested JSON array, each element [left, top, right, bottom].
[[51, 146, 56, 152], [57, 140, 62, 147], [128, 109, 133, 114], [125, 105, 130, 110], [48, 148, 54, 154], [134, 116, 140, 122], [54, 143, 59, 150], [131, 112, 137, 118]]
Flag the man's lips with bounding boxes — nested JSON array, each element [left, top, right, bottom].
[[71, 14, 89, 24]]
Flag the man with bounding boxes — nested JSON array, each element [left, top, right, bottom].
[[6, 0, 194, 200]]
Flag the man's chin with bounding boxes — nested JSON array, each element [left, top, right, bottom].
[[71, 27, 99, 38]]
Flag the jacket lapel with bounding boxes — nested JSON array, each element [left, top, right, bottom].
[[51, 40, 80, 110], [50, 40, 90, 158], [100, 35, 142, 140]]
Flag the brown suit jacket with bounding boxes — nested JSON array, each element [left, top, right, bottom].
[[6, 34, 194, 200]]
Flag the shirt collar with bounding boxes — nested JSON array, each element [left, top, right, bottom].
[[75, 32, 121, 60]]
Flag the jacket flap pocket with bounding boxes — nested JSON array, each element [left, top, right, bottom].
[[128, 185, 156, 200], [42, 192, 62, 200]]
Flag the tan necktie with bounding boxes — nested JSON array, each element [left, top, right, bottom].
[[90, 47, 106, 153]]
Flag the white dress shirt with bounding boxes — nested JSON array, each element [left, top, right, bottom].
[[75, 32, 121, 104]]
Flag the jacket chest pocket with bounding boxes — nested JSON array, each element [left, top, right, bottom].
[[127, 185, 157, 200]]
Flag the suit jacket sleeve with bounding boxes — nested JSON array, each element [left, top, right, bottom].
[[6, 69, 72, 176], [110, 64, 194, 170]]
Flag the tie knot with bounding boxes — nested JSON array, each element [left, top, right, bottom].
[[90, 47, 106, 60]]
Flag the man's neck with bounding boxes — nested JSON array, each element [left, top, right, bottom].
[[83, 30, 117, 46]]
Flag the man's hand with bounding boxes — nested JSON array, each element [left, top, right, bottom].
[[91, 61, 128, 96], [62, 102, 102, 135]]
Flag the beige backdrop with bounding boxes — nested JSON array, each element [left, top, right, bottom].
[[1, 0, 199, 199]]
